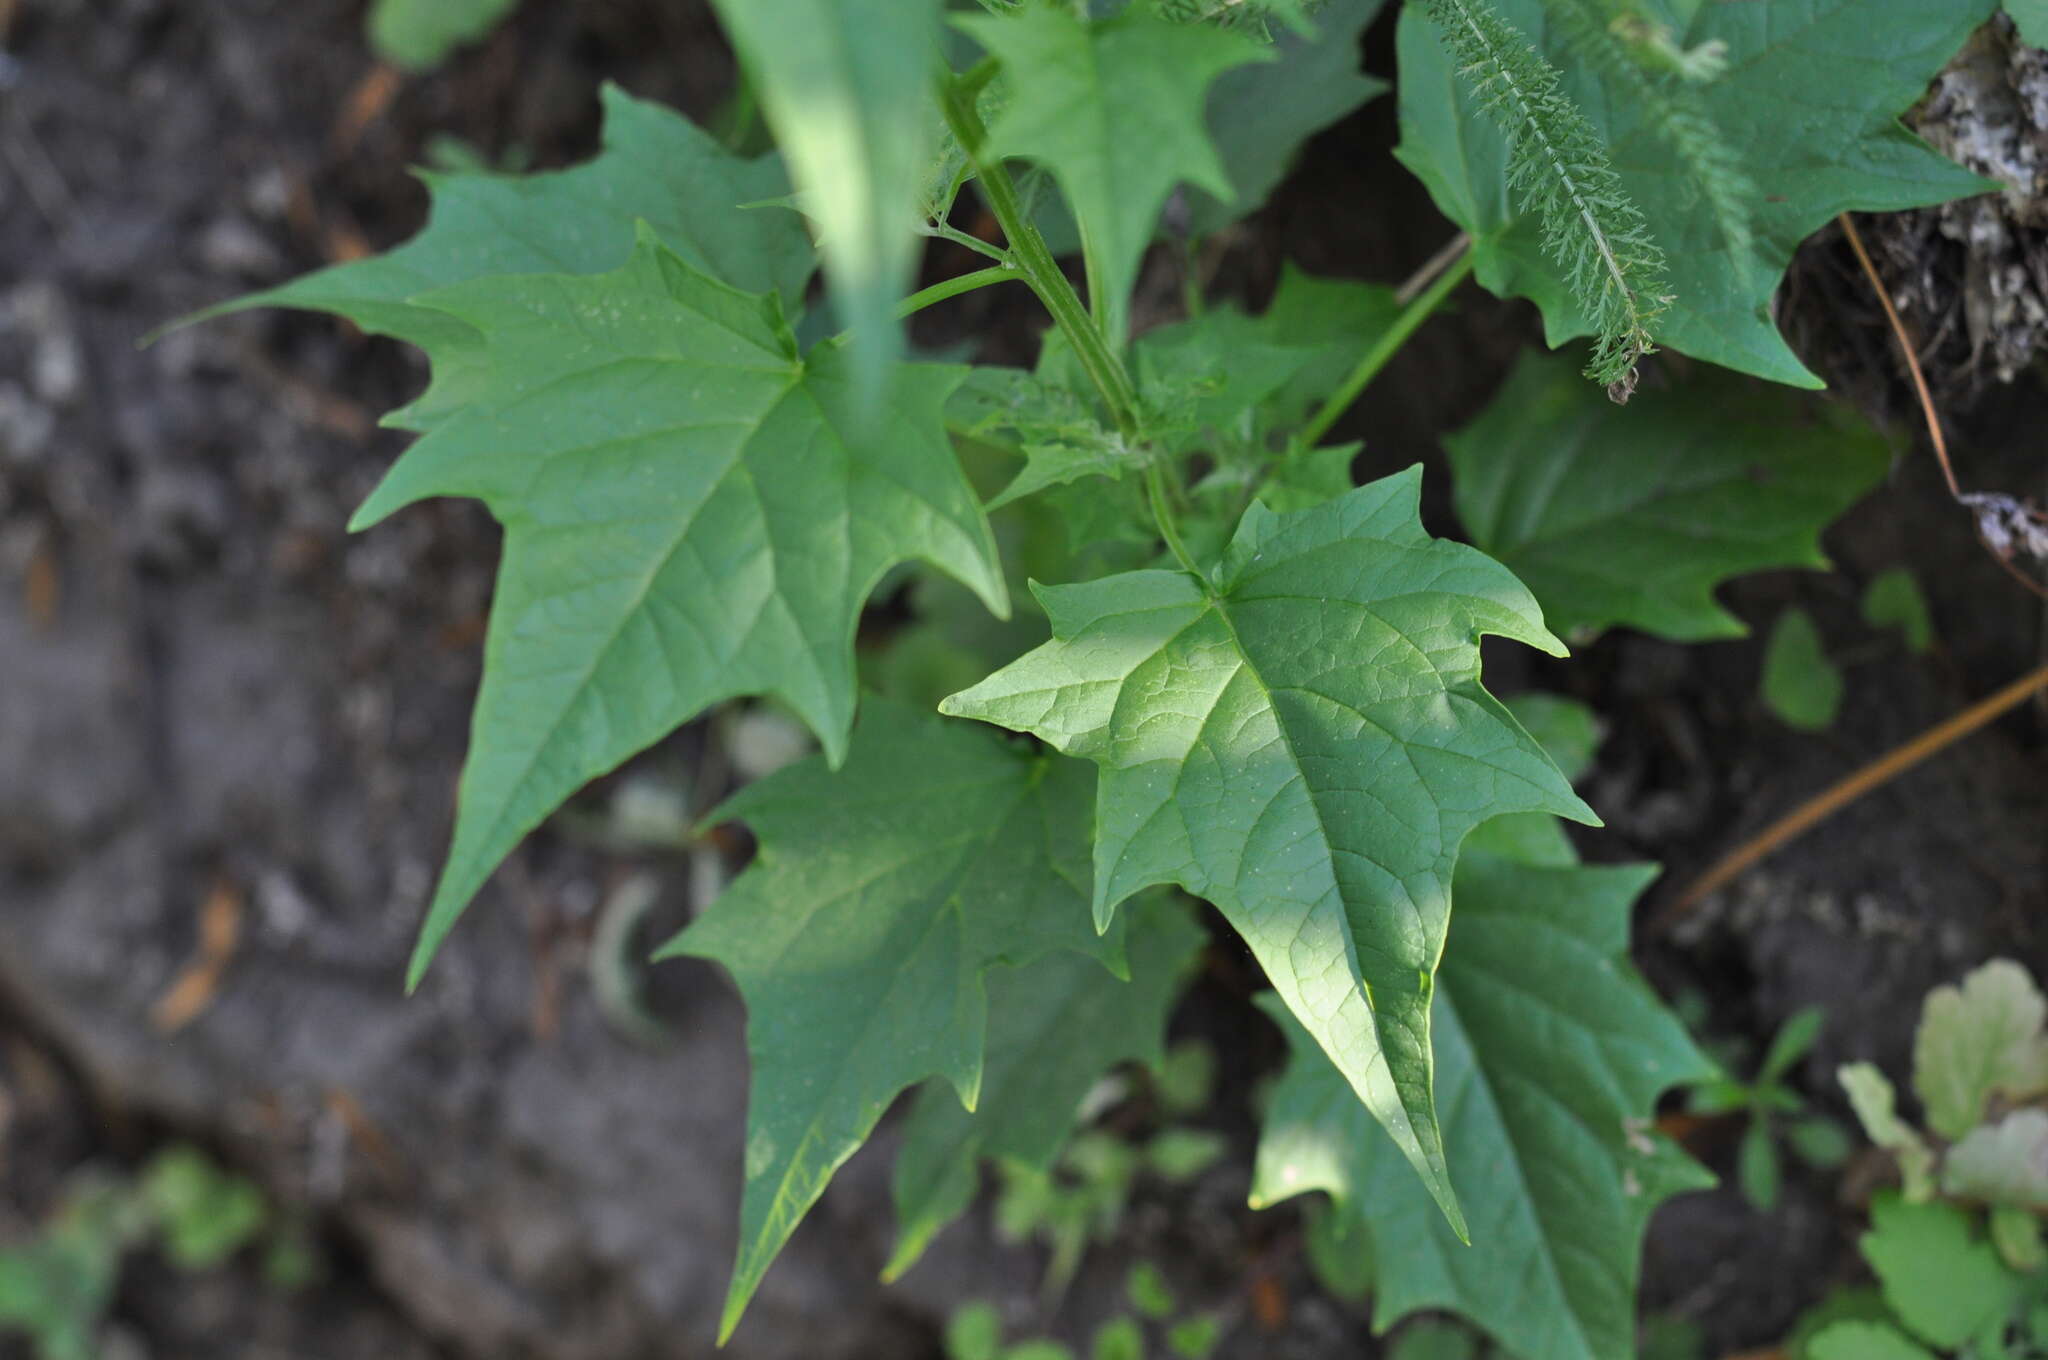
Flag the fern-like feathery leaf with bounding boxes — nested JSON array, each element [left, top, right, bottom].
[[1542, 0, 1755, 264], [1419, 0, 1665, 395]]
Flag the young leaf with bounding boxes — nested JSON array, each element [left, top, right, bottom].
[[943, 468, 1596, 1237], [884, 894, 1205, 1281], [1761, 608, 1843, 732], [1447, 352, 1889, 641], [1912, 960, 2048, 1140], [1860, 1193, 2024, 1350], [1250, 855, 1715, 1360], [1862, 568, 1936, 654], [1397, 0, 1994, 387], [958, 4, 1272, 341], [355, 236, 1007, 985], [194, 86, 812, 432], [1838, 1063, 1936, 1201], [708, 0, 944, 392], [658, 699, 1117, 1342], [367, 0, 515, 70]]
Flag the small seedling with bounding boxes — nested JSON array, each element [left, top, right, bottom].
[[1687, 1005, 1853, 1210]]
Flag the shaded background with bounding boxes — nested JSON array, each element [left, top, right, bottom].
[[1, 2, 2044, 1356]]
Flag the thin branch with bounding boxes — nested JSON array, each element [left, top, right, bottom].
[[1838, 213, 1958, 498], [1653, 662, 2048, 932]]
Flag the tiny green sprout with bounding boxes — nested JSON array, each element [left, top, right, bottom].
[[1688, 1005, 1851, 1211]]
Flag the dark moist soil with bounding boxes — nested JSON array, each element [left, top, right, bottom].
[[3, 4, 2045, 1359]]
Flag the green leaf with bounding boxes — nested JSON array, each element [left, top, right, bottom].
[[1860, 1193, 2023, 1350], [196, 86, 813, 432], [1387, 1320, 1483, 1360], [367, 0, 515, 70], [1092, 1316, 1145, 1360], [1128, 1260, 1177, 1319], [1250, 855, 1715, 1360], [2009, 0, 2048, 50], [1447, 352, 1891, 641], [951, 365, 1136, 509], [1786, 1115, 1854, 1170], [884, 895, 1204, 1280], [1166, 1315, 1222, 1359], [1838, 1063, 1936, 1201], [1990, 1203, 2048, 1273], [1396, 0, 1995, 386], [1912, 960, 2048, 1141], [1461, 691, 1602, 867], [1154, 1039, 1218, 1117], [658, 699, 1115, 1341], [1503, 692, 1601, 783], [944, 468, 1595, 1236], [708, 0, 943, 392], [1943, 1110, 2048, 1210], [1186, 0, 1391, 235], [959, 3, 1271, 340], [139, 1146, 268, 1271], [1762, 609, 1843, 732], [949, 1302, 1005, 1360], [1145, 1129, 1229, 1183], [361, 235, 1005, 986], [1760, 1005, 1828, 1085], [1737, 1117, 1782, 1211], [1806, 1321, 1937, 1360], [1862, 568, 1936, 654]]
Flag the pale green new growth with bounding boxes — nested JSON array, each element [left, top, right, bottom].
[[1913, 959, 2048, 1140], [1839, 1064, 1935, 1200], [1417, 0, 1665, 392]]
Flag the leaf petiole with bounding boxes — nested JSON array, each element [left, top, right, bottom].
[[1295, 246, 1474, 451]]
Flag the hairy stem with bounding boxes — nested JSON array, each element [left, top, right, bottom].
[[1297, 248, 1475, 450]]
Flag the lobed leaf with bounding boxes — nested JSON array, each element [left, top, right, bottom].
[[943, 468, 1594, 1234], [884, 894, 1206, 1281], [1860, 1193, 2026, 1350], [353, 235, 1006, 985], [660, 699, 1117, 1341], [1447, 352, 1890, 641], [1251, 854, 1714, 1360], [194, 86, 813, 432], [958, 3, 1271, 343], [1912, 959, 2048, 1141], [1397, 0, 1996, 386]]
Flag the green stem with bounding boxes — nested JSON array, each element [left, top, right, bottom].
[[1296, 250, 1476, 451], [923, 222, 1013, 266], [893, 265, 1021, 320], [937, 70, 1140, 437], [1146, 463, 1201, 579]]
